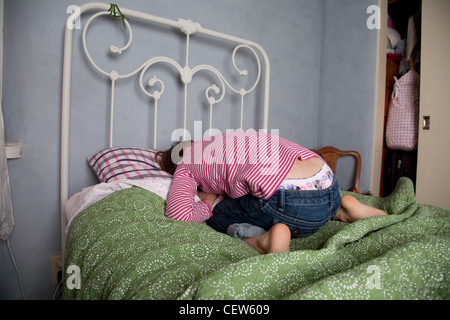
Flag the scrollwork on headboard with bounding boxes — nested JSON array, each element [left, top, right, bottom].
[[80, 8, 264, 147]]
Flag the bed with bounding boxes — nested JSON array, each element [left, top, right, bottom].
[[61, 3, 450, 300]]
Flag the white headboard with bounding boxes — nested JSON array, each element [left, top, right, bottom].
[[61, 2, 270, 254]]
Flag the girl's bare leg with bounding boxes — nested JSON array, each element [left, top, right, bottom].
[[243, 223, 291, 254], [335, 195, 387, 223]]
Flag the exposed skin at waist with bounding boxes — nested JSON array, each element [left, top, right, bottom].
[[199, 156, 324, 207], [285, 156, 324, 179]]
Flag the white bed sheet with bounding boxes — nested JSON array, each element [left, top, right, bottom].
[[65, 178, 225, 234], [65, 178, 172, 234]]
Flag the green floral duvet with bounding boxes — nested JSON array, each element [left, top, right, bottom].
[[63, 178, 449, 300]]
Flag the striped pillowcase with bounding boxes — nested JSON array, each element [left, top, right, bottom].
[[88, 147, 172, 183]]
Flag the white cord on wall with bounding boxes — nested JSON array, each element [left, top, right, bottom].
[[52, 278, 62, 300], [6, 238, 26, 299]]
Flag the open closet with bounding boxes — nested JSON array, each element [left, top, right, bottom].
[[380, 0, 422, 197]]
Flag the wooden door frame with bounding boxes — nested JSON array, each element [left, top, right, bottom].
[[370, 0, 388, 197]]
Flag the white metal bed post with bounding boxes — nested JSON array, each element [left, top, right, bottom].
[[61, 2, 270, 257], [61, 6, 77, 259], [109, 72, 117, 147], [183, 31, 191, 141]]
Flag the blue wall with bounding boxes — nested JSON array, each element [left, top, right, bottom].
[[0, 0, 377, 299], [318, 0, 378, 191]]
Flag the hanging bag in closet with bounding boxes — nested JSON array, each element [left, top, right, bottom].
[[385, 69, 420, 151]]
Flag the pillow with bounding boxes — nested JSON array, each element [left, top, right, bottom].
[[88, 147, 172, 183]]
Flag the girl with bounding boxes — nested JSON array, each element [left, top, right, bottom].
[[157, 130, 386, 254]]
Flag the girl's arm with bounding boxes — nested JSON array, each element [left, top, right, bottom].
[[164, 165, 214, 222]]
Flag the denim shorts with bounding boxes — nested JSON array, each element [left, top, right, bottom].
[[206, 177, 341, 238]]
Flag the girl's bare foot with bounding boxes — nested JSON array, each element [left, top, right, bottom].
[[243, 223, 291, 254], [335, 195, 387, 223]]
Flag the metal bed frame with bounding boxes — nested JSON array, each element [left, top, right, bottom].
[[61, 2, 270, 255]]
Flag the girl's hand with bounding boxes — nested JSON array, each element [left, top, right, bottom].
[[197, 191, 219, 208]]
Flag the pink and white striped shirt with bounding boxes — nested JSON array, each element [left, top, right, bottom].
[[164, 130, 319, 222]]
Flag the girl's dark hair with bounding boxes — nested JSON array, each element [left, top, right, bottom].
[[156, 140, 192, 175]]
